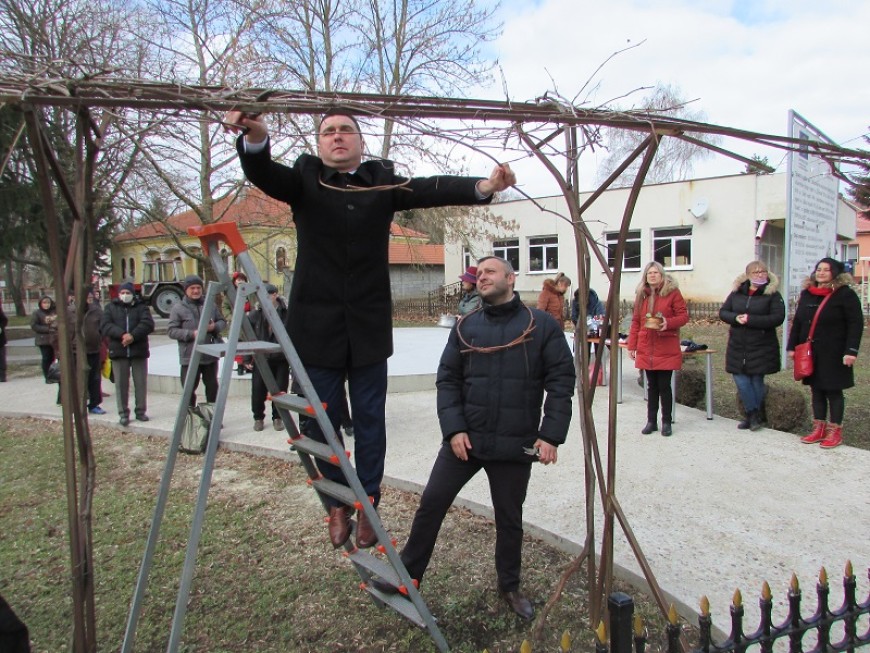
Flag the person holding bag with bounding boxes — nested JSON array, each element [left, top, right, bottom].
[[787, 257, 862, 449]]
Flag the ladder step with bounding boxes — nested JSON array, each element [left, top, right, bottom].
[[362, 585, 428, 629], [347, 550, 401, 585], [273, 393, 327, 416], [195, 341, 282, 357], [290, 436, 348, 464], [310, 478, 358, 506]]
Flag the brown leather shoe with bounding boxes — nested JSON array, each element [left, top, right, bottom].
[[499, 589, 534, 620], [328, 506, 352, 548], [355, 509, 378, 549]]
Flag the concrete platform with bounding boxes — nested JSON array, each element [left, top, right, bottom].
[[1, 327, 868, 640]]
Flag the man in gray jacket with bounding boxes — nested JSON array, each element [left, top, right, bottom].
[[167, 275, 227, 407], [372, 256, 575, 621]]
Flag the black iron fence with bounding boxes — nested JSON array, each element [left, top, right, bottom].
[[594, 564, 869, 653]]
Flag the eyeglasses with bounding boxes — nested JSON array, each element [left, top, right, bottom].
[[749, 270, 768, 276]]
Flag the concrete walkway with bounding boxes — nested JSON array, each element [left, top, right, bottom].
[[1, 328, 868, 638]]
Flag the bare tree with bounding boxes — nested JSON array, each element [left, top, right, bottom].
[[596, 83, 720, 186]]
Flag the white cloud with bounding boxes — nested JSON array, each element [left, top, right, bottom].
[[471, 0, 870, 195]]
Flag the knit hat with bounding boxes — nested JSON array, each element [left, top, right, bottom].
[[816, 257, 845, 278], [119, 282, 135, 293], [182, 274, 204, 290], [265, 283, 278, 294], [232, 271, 247, 282], [459, 266, 478, 284]]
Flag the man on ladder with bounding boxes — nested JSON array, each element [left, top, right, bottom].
[[224, 108, 517, 549]]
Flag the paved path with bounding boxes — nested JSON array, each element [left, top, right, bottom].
[[2, 328, 868, 639]]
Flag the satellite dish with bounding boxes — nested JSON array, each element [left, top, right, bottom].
[[689, 199, 709, 220]]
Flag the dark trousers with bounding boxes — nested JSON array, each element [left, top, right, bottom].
[[113, 357, 148, 418], [302, 361, 388, 506], [86, 352, 102, 410], [645, 369, 673, 423], [400, 444, 531, 592], [811, 387, 845, 424], [38, 344, 55, 380], [251, 357, 290, 420], [0, 343, 6, 381], [180, 362, 218, 407]]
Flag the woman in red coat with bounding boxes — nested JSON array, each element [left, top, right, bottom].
[[627, 262, 689, 436]]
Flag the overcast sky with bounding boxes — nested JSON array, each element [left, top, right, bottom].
[[467, 0, 869, 196]]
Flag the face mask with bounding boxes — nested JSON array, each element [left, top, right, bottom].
[[120, 293, 134, 304]]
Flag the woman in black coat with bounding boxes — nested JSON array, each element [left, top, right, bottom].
[[787, 257, 863, 449], [719, 261, 786, 431]]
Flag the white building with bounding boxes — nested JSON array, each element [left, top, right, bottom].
[[447, 172, 858, 304]]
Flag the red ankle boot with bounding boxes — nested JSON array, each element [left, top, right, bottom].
[[800, 420, 826, 444], [819, 423, 843, 449]]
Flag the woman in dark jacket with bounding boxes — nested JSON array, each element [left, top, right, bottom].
[[787, 257, 862, 449], [30, 295, 58, 382], [718, 261, 786, 431]]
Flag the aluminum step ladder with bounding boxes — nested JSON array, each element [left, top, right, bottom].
[[121, 223, 449, 653]]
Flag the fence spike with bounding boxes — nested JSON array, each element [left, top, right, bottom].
[[561, 630, 572, 652], [819, 566, 828, 586], [633, 613, 644, 636], [845, 560, 853, 578], [733, 588, 743, 608], [790, 573, 800, 592], [668, 603, 678, 625], [519, 640, 532, 653], [761, 581, 772, 601], [700, 595, 710, 616], [595, 620, 607, 643]]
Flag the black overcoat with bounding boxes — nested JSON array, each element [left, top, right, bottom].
[[239, 143, 490, 369], [786, 276, 863, 390], [718, 273, 786, 375], [101, 297, 155, 359]]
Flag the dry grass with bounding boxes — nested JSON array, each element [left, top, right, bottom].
[[0, 416, 689, 653]]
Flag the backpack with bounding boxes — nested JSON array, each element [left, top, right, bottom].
[[179, 403, 215, 455]]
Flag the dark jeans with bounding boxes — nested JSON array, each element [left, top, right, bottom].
[[302, 361, 388, 506], [811, 387, 845, 424], [251, 357, 290, 420], [38, 344, 55, 380], [733, 373, 765, 412], [0, 343, 6, 381], [400, 444, 532, 592], [645, 369, 673, 423], [86, 352, 102, 410], [180, 362, 218, 407]]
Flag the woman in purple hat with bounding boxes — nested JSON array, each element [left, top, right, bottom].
[[457, 265, 482, 315]]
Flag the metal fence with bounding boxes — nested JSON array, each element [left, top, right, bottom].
[[593, 564, 869, 653]]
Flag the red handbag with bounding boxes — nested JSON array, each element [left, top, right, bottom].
[[793, 293, 832, 381]]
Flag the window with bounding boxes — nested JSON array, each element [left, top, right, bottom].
[[121, 258, 127, 279], [653, 227, 692, 269], [275, 247, 287, 272], [492, 239, 519, 271], [605, 231, 641, 270], [129, 258, 135, 279], [840, 243, 858, 273], [462, 248, 474, 271], [528, 236, 558, 272]]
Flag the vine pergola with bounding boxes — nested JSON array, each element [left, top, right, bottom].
[[2, 73, 867, 652]]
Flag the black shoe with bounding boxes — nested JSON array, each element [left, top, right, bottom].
[[369, 576, 400, 595], [737, 413, 750, 429], [136, 415, 150, 422], [499, 589, 534, 620], [119, 416, 130, 427], [748, 411, 763, 432], [661, 422, 673, 437], [641, 421, 658, 434]]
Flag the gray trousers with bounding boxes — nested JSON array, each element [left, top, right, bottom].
[[113, 357, 148, 418]]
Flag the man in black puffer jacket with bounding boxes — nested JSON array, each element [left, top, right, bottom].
[[101, 282, 155, 426], [372, 256, 575, 621]]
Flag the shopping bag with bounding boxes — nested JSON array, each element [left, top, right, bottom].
[[179, 403, 214, 454], [101, 357, 113, 381]]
